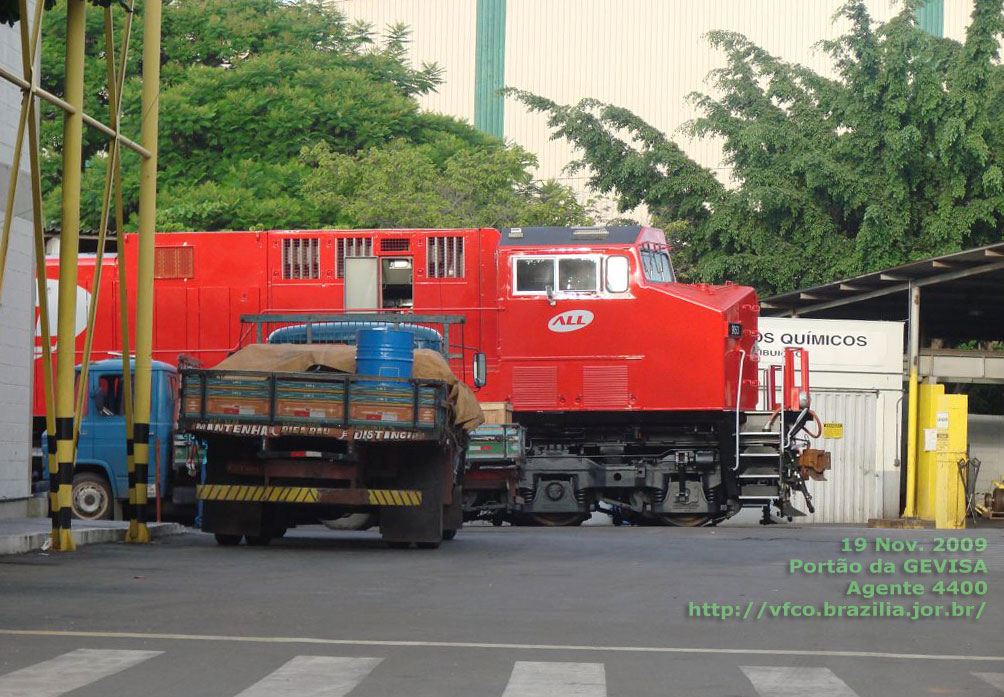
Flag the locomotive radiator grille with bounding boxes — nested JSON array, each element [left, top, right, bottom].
[[512, 366, 558, 408], [582, 365, 629, 408]]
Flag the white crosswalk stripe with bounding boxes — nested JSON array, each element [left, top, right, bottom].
[[741, 666, 860, 697], [232, 656, 383, 697], [974, 673, 1004, 692], [0, 648, 161, 697], [500, 661, 606, 697]]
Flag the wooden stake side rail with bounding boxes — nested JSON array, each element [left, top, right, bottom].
[[179, 369, 450, 442]]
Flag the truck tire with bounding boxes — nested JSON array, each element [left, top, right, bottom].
[[214, 534, 243, 546], [442, 528, 457, 541], [71, 472, 113, 521]]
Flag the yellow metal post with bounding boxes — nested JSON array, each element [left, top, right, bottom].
[[106, 4, 138, 527], [127, 0, 162, 544], [72, 4, 134, 451], [902, 284, 920, 518], [52, 0, 89, 551]]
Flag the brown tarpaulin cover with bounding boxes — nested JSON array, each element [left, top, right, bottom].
[[213, 344, 484, 430]]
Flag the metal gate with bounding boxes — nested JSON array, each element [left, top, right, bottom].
[[798, 390, 880, 524]]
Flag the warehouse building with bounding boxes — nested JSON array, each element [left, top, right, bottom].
[[0, 4, 37, 517], [334, 0, 967, 203]]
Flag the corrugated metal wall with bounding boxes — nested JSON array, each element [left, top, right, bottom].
[[335, 0, 974, 209], [798, 391, 881, 524]]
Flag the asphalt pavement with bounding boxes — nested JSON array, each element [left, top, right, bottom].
[[0, 524, 1002, 696]]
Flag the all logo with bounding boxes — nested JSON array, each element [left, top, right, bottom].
[[548, 310, 594, 333], [34, 279, 91, 358]]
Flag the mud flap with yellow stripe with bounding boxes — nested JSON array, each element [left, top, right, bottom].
[[197, 484, 422, 506]]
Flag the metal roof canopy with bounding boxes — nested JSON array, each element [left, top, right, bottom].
[[761, 242, 1004, 343]]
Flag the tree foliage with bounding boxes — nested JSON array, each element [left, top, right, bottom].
[[37, 0, 585, 233], [510, 0, 1004, 294]]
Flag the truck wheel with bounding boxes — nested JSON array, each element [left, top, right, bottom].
[[245, 535, 272, 546], [71, 472, 113, 521], [442, 528, 457, 541], [214, 534, 243, 546], [416, 541, 441, 549]]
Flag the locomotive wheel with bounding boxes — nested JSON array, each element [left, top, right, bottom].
[[524, 513, 587, 527], [660, 514, 714, 527]]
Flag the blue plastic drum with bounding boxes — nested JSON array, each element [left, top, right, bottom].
[[356, 328, 414, 379]]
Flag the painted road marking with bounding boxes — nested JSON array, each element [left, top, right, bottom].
[[501, 661, 605, 697], [234, 656, 382, 697], [0, 629, 1001, 663], [0, 648, 161, 697], [974, 673, 1004, 692], [742, 666, 859, 697]]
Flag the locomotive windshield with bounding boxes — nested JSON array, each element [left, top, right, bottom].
[[640, 247, 675, 282]]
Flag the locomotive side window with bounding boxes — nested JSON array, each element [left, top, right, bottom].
[[557, 258, 597, 291], [606, 256, 630, 292], [515, 258, 554, 292]]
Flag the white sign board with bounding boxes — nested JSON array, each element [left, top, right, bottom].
[[757, 318, 904, 375]]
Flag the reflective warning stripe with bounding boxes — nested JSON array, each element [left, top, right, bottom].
[[196, 485, 419, 506], [197, 485, 319, 504], [367, 489, 422, 506]]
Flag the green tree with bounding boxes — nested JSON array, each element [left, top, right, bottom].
[[37, 0, 585, 232], [510, 0, 1004, 294]]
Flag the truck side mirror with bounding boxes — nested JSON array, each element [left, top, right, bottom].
[[473, 352, 487, 388]]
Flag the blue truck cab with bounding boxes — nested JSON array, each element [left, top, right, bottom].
[[42, 359, 198, 520]]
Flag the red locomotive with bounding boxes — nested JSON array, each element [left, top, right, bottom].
[[37, 226, 822, 525]]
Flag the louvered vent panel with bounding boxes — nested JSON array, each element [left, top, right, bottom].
[[336, 237, 374, 278], [281, 238, 320, 280], [583, 366, 629, 408], [427, 236, 465, 278], [380, 238, 410, 252], [154, 246, 194, 279], [512, 366, 558, 408]]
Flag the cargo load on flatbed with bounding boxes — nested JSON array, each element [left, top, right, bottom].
[[181, 322, 481, 548]]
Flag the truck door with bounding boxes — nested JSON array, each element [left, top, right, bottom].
[[87, 371, 131, 496]]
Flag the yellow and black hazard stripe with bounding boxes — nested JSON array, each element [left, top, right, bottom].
[[367, 489, 422, 506], [197, 484, 320, 504]]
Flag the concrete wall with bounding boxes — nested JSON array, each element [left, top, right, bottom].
[[0, 4, 36, 513]]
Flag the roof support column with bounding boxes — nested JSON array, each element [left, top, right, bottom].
[[903, 284, 921, 518]]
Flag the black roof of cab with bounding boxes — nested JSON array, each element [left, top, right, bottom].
[[499, 226, 642, 246]]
